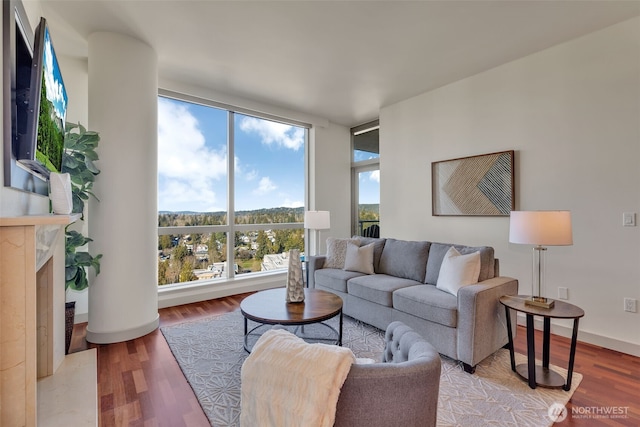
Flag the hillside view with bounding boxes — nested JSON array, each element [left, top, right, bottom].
[[157, 205, 379, 286]]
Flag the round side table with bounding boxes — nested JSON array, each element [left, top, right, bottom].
[[500, 295, 584, 391]]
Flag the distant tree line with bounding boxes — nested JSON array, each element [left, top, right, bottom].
[[158, 206, 304, 227], [157, 207, 306, 286]]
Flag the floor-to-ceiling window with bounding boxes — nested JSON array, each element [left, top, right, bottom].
[[157, 92, 307, 287], [351, 120, 380, 237]]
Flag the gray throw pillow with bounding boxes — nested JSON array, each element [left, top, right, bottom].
[[378, 238, 431, 282], [323, 237, 359, 269]]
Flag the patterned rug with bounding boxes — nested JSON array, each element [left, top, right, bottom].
[[160, 310, 581, 427]]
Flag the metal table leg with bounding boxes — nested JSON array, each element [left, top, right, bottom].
[[564, 318, 580, 391], [543, 317, 551, 369], [504, 305, 516, 371], [526, 314, 536, 389]]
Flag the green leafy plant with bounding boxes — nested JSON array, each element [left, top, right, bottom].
[[63, 123, 102, 291], [63, 123, 100, 216], [65, 230, 102, 291]]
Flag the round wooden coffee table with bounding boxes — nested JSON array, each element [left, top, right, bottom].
[[240, 288, 343, 352]]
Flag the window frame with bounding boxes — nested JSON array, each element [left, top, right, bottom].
[[351, 120, 380, 237], [157, 90, 309, 287]]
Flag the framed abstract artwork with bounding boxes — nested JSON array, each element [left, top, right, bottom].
[[432, 150, 514, 216]]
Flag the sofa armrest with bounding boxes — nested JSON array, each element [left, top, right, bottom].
[[456, 276, 518, 367], [306, 255, 326, 288]]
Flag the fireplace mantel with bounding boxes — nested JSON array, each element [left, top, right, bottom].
[[0, 213, 81, 226], [0, 213, 81, 426]]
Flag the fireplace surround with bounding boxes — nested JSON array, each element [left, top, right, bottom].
[[0, 213, 79, 425]]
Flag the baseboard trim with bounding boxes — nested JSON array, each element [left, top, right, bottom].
[[516, 313, 640, 357], [86, 315, 160, 344], [74, 311, 88, 324]]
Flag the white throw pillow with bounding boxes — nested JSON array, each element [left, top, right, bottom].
[[323, 237, 359, 269], [436, 246, 481, 296], [343, 242, 375, 275]]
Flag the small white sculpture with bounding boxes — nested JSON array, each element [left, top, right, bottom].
[[286, 249, 305, 303]]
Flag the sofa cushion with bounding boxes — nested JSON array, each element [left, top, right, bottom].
[[324, 237, 359, 269], [435, 247, 481, 296], [353, 236, 386, 273], [378, 239, 431, 283], [348, 274, 422, 307], [343, 242, 375, 275], [315, 268, 365, 293], [425, 242, 495, 284], [393, 285, 458, 328]]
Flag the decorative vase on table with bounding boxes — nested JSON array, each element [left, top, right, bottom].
[[286, 249, 305, 303]]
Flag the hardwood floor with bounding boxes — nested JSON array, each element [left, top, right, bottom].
[[70, 294, 640, 426]]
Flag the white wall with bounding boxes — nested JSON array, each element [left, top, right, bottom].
[[310, 123, 351, 252], [58, 55, 90, 320], [380, 17, 640, 355]]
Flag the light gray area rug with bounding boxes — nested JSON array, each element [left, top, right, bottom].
[[160, 311, 581, 427]]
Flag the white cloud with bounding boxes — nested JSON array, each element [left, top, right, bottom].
[[158, 98, 227, 211], [244, 169, 258, 181], [253, 177, 277, 195], [43, 35, 67, 118], [360, 170, 380, 183], [281, 198, 304, 208], [158, 179, 222, 212], [239, 117, 304, 151]]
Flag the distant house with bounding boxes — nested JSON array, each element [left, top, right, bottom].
[[261, 252, 290, 271]]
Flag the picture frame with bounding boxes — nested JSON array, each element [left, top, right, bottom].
[[432, 150, 514, 216]]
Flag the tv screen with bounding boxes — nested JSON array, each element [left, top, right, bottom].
[[16, 17, 67, 178]]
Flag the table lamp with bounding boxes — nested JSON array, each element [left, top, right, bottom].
[[509, 211, 573, 308], [304, 210, 331, 256]]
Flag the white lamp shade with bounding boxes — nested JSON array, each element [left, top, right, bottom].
[[509, 211, 573, 246], [304, 210, 330, 230]]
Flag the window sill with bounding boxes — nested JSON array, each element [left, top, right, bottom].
[[157, 270, 287, 309]]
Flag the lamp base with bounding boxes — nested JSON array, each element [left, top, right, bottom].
[[525, 296, 555, 309]]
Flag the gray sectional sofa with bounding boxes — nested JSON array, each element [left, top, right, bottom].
[[308, 236, 518, 373]]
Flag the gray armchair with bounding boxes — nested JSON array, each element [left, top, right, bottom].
[[334, 321, 441, 427]]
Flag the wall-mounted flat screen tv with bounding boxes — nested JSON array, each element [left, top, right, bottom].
[[14, 17, 67, 178]]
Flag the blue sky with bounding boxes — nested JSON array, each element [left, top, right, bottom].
[[43, 26, 67, 122], [358, 169, 380, 205], [158, 97, 305, 212]]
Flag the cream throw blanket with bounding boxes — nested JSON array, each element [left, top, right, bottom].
[[240, 329, 355, 427]]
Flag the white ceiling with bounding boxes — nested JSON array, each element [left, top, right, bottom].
[[35, 0, 640, 127]]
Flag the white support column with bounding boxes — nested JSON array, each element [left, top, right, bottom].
[[86, 32, 159, 343]]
